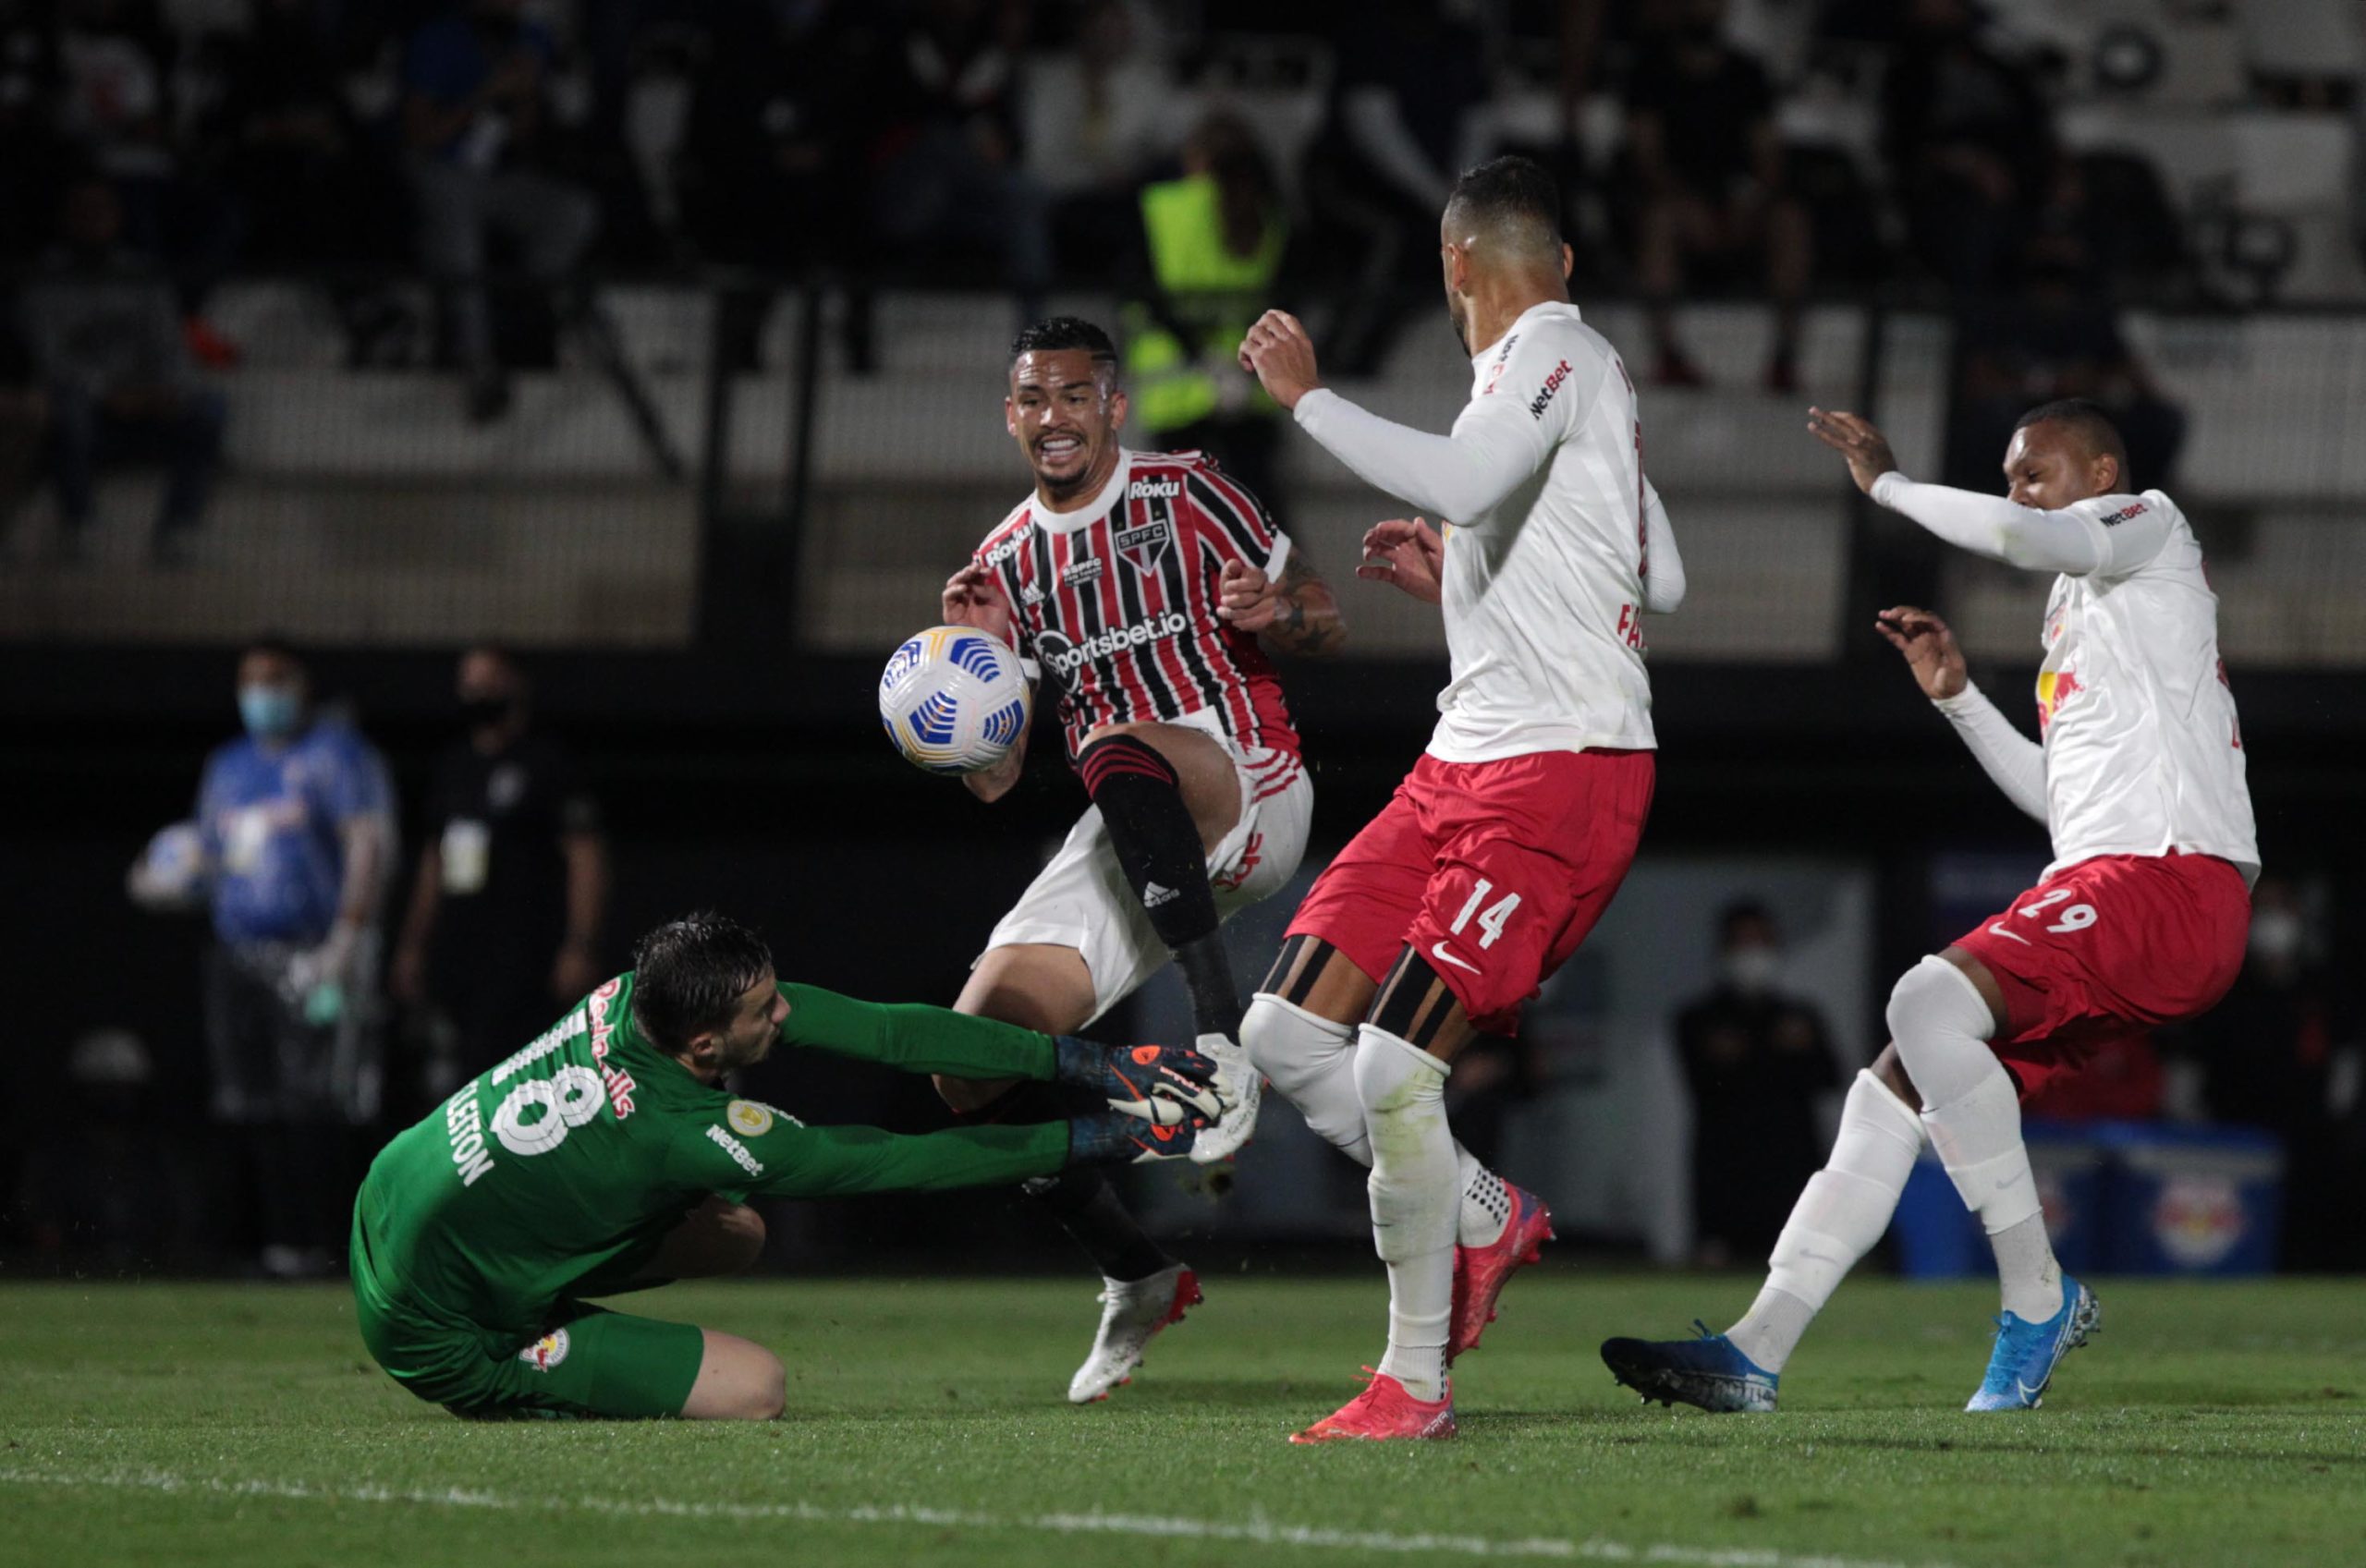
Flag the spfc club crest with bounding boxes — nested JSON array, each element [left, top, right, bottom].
[[1115, 517, 1172, 575]]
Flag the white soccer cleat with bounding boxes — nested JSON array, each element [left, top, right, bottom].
[[1067, 1263, 1202, 1404], [1189, 1033, 1261, 1163]]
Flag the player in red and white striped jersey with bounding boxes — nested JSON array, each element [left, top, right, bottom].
[[932, 317, 1343, 1404]]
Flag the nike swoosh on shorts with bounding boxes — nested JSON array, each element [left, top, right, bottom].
[[1430, 942, 1480, 973]]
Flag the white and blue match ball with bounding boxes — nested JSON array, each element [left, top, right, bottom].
[[878, 626, 1032, 775]]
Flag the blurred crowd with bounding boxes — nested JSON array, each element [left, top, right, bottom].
[[1, 2, 2259, 450]]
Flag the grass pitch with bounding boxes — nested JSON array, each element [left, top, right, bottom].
[[4, 1270, 2361, 1568]]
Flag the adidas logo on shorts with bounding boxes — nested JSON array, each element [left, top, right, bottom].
[[1143, 881, 1179, 908]]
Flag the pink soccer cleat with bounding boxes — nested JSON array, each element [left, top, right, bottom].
[[1288, 1367, 1457, 1444], [1449, 1181, 1554, 1363]]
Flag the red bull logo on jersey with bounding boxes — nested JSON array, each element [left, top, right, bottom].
[[2037, 668, 2083, 731], [518, 1328, 571, 1371]]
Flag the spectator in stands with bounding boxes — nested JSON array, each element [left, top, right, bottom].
[[128, 637, 395, 1279], [1301, 0, 1488, 373], [868, 0, 1051, 322], [1122, 112, 1290, 509], [1943, 250, 2187, 492], [19, 176, 227, 565], [1030, 0, 1175, 270], [400, 0, 600, 422], [391, 644, 609, 1081], [52, 0, 242, 363], [680, 0, 884, 369], [1623, 0, 1811, 391], [1674, 902, 1838, 1267], [203, 0, 410, 363], [1881, 0, 2057, 297]]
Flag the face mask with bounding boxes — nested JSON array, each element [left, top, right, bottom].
[[238, 686, 302, 740], [459, 694, 517, 730], [2249, 909, 2304, 965], [1723, 947, 1780, 994]]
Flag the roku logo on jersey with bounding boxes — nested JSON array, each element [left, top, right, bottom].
[[1036, 610, 1191, 677], [1528, 359, 1573, 419], [1127, 477, 1182, 500]]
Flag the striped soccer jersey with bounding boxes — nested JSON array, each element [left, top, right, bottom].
[[974, 448, 1301, 763]]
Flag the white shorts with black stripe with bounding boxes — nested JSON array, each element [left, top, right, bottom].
[[978, 711, 1311, 1025]]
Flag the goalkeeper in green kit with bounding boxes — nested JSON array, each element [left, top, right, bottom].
[[352, 912, 1230, 1420]]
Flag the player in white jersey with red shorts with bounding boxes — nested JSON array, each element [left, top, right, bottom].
[[933, 316, 1348, 1404], [1604, 396, 2257, 1414], [1237, 155, 1688, 1442]]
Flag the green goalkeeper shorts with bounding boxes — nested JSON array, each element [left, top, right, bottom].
[[357, 1295, 707, 1420]]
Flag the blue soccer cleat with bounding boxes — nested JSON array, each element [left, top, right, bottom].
[[1600, 1321, 1779, 1413], [1966, 1274, 2101, 1412]]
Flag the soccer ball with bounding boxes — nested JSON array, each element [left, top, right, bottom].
[[878, 626, 1031, 775]]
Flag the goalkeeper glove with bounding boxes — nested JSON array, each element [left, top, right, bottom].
[[1054, 1036, 1227, 1126]]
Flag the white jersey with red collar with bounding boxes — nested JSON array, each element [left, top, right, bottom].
[[973, 448, 1300, 763], [2026, 490, 2258, 880]]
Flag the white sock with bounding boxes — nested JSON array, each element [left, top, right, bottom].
[[1726, 1068, 1926, 1373], [1457, 1150, 1510, 1248], [1243, 994, 1505, 1252], [1356, 1023, 1455, 1404], [1888, 955, 2059, 1321], [1243, 993, 1371, 1166], [1990, 1212, 2064, 1321]]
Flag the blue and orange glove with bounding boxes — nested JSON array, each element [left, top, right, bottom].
[[1067, 1107, 1202, 1166], [1054, 1037, 1227, 1127]]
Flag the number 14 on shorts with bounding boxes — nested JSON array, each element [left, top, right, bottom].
[[1450, 879, 1523, 949]]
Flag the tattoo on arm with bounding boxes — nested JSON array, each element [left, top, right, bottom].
[[1262, 551, 1345, 656]]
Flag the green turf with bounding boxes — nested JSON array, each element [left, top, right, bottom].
[[4, 1270, 2362, 1568]]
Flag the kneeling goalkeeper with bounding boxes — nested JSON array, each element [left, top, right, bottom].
[[352, 911, 1224, 1420]]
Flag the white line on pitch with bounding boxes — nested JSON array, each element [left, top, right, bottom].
[[0, 1465, 1946, 1568]]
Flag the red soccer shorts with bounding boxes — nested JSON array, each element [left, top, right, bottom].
[[1285, 748, 1654, 1035], [1951, 851, 2251, 1103]]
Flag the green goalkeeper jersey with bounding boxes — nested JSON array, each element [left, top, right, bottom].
[[353, 975, 1067, 1337]]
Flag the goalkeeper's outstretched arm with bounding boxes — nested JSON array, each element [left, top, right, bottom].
[[774, 985, 1227, 1117]]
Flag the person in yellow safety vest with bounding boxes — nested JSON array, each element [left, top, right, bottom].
[[1124, 113, 1289, 507]]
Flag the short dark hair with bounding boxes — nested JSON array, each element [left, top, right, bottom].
[[1445, 155, 1564, 254], [1011, 316, 1118, 368], [630, 912, 774, 1053], [2015, 398, 2130, 480]]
